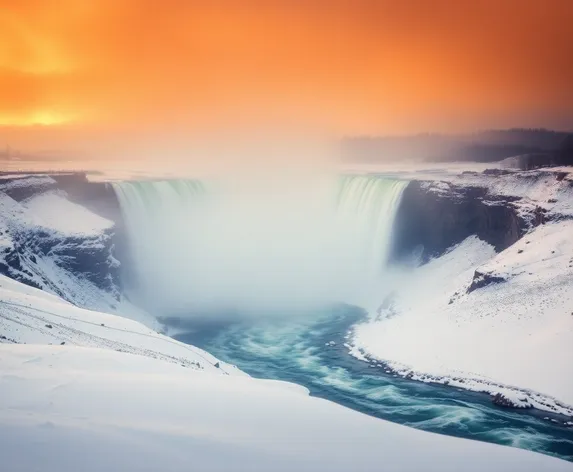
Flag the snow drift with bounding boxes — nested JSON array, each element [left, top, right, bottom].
[[1, 344, 570, 472]]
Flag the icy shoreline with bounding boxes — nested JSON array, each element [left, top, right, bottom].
[[350, 221, 573, 420], [347, 343, 573, 419], [349, 167, 573, 420]]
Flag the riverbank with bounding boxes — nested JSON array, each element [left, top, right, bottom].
[[351, 221, 573, 417], [171, 304, 573, 461]]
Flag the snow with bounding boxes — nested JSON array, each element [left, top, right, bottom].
[[22, 191, 114, 236], [347, 164, 573, 218], [0, 274, 241, 376], [0, 188, 132, 323], [0, 189, 113, 240], [0, 191, 43, 229], [0, 186, 112, 249], [352, 222, 573, 415], [0, 228, 13, 252], [1, 167, 572, 467], [1, 344, 571, 472], [0, 174, 56, 188], [451, 169, 573, 217]]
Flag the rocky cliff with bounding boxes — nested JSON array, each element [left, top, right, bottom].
[[390, 173, 561, 263], [0, 174, 122, 308]]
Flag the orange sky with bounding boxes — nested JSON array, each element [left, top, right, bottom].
[[1, 0, 572, 151]]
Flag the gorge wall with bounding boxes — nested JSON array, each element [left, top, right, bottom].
[[390, 179, 547, 263], [0, 174, 122, 307]]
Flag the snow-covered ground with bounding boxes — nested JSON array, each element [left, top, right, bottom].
[[0, 274, 239, 375], [2, 252, 568, 470], [352, 221, 573, 416], [0, 183, 148, 325], [348, 164, 573, 219], [23, 191, 114, 236], [1, 343, 571, 472], [1, 168, 573, 468]]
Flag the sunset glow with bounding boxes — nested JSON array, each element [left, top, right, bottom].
[[0, 0, 572, 148]]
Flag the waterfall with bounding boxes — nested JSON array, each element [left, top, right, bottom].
[[112, 179, 205, 296], [336, 175, 407, 275], [112, 175, 407, 313]]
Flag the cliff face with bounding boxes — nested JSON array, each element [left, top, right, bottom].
[[0, 175, 121, 306], [1, 226, 120, 297], [0, 172, 121, 222], [50, 173, 122, 223], [391, 179, 546, 262]]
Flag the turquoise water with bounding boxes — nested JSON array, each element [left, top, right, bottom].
[[173, 305, 573, 462]]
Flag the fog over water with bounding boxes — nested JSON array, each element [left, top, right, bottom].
[[113, 172, 407, 316]]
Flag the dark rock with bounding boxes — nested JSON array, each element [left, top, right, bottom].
[[492, 392, 533, 409], [548, 198, 558, 203], [532, 206, 546, 227], [518, 249, 524, 254], [1, 230, 120, 297], [214, 362, 220, 368], [0, 176, 58, 201], [38, 233, 120, 293], [45, 324, 53, 329], [467, 270, 507, 293], [51, 173, 122, 223], [60, 341, 66, 345], [0, 175, 122, 298], [391, 181, 532, 262], [483, 168, 511, 176]]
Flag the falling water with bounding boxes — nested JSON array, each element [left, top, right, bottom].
[[112, 175, 407, 313]]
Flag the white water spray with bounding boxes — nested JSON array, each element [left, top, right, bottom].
[[113, 174, 407, 315]]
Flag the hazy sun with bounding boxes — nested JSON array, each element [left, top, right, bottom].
[[0, 110, 76, 126]]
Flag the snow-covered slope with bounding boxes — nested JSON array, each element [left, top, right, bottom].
[[0, 275, 239, 375], [22, 191, 114, 236], [352, 221, 573, 415], [1, 344, 571, 472], [0, 182, 137, 323], [1, 169, 572, 468]]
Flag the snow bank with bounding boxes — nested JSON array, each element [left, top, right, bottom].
[[0, 174, 56, 189], [0, 275, 241, 376], [437, 169, 573, 217], [352, 222, 573, 414], [0, 192, 43, 229], [0, 344, 570, 472], [22, 191, 114, 236]]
